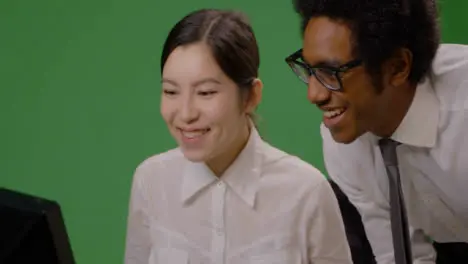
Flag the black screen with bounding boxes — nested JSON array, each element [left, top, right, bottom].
[[0, 188, 75, 264]]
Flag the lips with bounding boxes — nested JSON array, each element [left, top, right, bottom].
[[180, 128, 210, 139], [177, 127, 211, 145], [323, 108, 346, 118], [322, 107, 347, 129]]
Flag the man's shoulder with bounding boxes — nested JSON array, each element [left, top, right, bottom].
[[433, 43, 468, 74], [428, 44, 468, 124], [432, 44, 468, 95]]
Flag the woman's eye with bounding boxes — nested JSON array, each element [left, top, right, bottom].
[[198, 91, 217, 96], [163, 90, 177, 95]]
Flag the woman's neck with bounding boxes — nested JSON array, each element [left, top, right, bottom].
[[207, 123, 251, 177]]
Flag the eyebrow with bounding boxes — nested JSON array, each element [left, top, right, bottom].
[[308, 59, 344, 68], [161, 77, 222, 87], [161, 78, 178, 87], [300, 52, 344, 68]]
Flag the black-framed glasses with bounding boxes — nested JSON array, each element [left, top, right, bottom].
[[285, 48, 363, 91]]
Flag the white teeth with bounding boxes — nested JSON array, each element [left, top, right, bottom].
[[181, 129, 209, 139], [323, 108, 345, 118]]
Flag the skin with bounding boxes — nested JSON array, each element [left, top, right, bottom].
[[160, 42, 262, 176], [302, 16, 416, 143]]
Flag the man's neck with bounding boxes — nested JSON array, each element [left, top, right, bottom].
[[373, 83, 417, 138]]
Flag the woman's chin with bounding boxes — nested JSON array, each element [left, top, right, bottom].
[[180, 148, 209, 163]]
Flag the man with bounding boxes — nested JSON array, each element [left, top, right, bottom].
[[285, 0, 468, 263]]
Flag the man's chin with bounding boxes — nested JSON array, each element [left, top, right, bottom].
[[330, 129, 359, 144]]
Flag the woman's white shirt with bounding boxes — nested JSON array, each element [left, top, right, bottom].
[[124, 128, 352, 264]]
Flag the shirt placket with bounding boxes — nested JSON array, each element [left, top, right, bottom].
[[211, 180, 227, 263]]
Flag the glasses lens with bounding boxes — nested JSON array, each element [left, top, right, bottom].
[[289, 63, 310, 83], [314, 68, 341, 90]]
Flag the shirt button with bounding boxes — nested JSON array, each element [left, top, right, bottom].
[[217, 181, 224, 187]]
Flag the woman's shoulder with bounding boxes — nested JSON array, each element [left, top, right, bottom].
[[134, 147, 184, 176], [259, 140, 327, 187]]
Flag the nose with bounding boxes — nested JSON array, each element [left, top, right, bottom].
[[307, 75, 331, 105], [179, 95, 199, 124]]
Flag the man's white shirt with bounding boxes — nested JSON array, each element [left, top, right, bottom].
[[321, 43, 468, 264]]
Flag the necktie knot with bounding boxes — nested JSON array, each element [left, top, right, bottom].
[[379, 138, 401, 167]]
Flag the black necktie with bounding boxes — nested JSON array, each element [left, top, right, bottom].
[[378, 138, 413, 264]]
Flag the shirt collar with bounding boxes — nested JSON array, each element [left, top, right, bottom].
[[390, 76, 440, 148], [180, 126, 263, 208]]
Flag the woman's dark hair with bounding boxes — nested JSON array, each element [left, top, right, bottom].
[[293, 0, 440, 85], [161, 9, 260, 93]]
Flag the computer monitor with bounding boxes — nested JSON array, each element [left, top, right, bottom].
[[0, 187, 75, 264]]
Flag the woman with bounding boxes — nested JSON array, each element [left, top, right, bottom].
[[124, 8, 352, 264]]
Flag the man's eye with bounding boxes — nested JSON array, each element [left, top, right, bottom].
[[317, 68, 335, 76], [315, 68, 338, 82]]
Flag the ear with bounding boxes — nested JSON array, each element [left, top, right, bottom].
[[384, 48, 413, 87], [244, 78, 263, 114]]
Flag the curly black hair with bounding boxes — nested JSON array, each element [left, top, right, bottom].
[[293, 0, 440, 85]]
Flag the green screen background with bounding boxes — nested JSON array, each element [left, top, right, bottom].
[[1, 1, 466, 263]]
